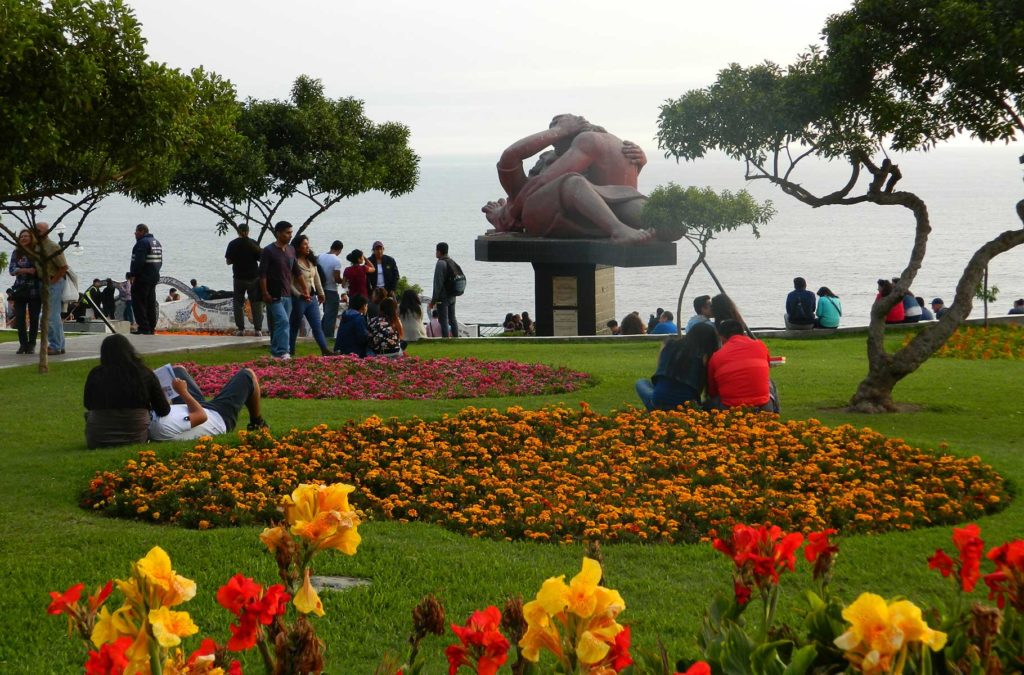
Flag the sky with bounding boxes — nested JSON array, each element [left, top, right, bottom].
[[126, 0, 855, 156]]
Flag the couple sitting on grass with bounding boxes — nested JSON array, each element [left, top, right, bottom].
[[636, 319, 779, 413], [83, 334, 268, 449]]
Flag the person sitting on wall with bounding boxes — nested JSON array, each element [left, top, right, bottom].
[[636, 322, 720, 411], [619, 312, 645, 335], [706, 319, 777, 412], [930, 297, 948, 319], [649, 310, 678, 335], [190, 278, 212, 300], [815, 287, 842, 329], [876, 279, 905, 324], [916, 297, 934, 321], [685, 295, 713, 332], [148, 366, 268, 442], [606, 319, 621, 335], [1009, 298, 1024, 315], [165, 288, 181, 302], [784, 277, 816, 330], [894, 278, 922, 323]]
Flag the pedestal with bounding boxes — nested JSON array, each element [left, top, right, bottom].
[[475, 233, 676, 336]]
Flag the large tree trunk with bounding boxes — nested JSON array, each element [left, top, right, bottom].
[[848, 200, 1024, 411]]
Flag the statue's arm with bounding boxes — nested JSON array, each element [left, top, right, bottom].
[[508, 139, 597, 220], [497, 116, 588, 198]]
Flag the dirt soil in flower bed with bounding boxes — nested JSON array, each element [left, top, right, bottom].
[[81, 405, 1010, 542], [181, 355, 593, 400]]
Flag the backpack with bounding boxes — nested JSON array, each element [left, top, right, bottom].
[[444, 258, 467, 297]]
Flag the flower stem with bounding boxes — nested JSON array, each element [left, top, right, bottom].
[[258, 635, 275, 674]]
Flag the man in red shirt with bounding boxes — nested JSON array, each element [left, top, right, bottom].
[[707, 320, 775, 410]]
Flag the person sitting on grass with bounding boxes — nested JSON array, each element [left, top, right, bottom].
[[84, 334, 169, 449], [706, 319, 778, 412], [636, 322, 719, 411], [148, 365, 268, 442], [334, 293, 370, 357]]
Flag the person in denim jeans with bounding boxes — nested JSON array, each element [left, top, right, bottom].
[[288, 234, 330, 356], [259, 221, 296, 359], [35, 222, 69, 355]]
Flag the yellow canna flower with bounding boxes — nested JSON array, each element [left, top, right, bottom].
[[148, 606, 199, 648], [134, 547, 196, 607], [285, 484, 361, 554], [91, 605, 138, 648], [576, 629, 612, 665], [259, 525, 290, 553], [536, 557, 605, 618], [519, 600, 563, 663], [293, 568, 325, 617], [835, 593, 946, 672], [284, 484, 320, 526]]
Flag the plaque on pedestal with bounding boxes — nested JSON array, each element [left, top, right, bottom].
[[476, 233, 676, 336]]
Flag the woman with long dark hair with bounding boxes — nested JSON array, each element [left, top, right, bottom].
[[398, 289, 426, 342], [368, 297, 404, 356], [636, 321, 720, 410], [342, 248, 374, 302], [8, 229, 42, 354], [876, 279, 905, 324], [83, 334, 170, 448], [710, 293, 747, 333], [289, 234, 331, 356], [815, 287, 842, 328]]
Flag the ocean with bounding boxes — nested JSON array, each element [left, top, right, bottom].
[[23, 144, 1024, 330]]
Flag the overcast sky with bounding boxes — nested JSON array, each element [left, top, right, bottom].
[[128, 0, 855, 156]]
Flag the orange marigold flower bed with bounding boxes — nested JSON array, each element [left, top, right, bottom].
[[904, 323, 1024, 360], [80, 406, 1009, 542]]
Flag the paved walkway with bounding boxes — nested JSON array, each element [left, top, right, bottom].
[[0, 331, 266, 370]]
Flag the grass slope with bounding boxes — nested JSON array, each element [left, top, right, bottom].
[[1, 335, 1021, 673]]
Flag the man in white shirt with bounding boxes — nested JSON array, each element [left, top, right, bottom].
[[317, 240, 344, 337], [149, 366, 267, 442]]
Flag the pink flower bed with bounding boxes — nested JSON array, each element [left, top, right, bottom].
[[181, 355, 593, 400]]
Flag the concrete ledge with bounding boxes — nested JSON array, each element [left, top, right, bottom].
[[475, 233, 676, 267]]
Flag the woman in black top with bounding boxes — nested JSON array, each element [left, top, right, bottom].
[[83, 334, 169, 448]]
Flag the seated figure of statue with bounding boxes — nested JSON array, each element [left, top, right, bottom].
[[482, 114, 667, 243]]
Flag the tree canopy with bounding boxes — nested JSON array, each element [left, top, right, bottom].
[[172, 75, 420, 242], [657, 0, 1023, 411]]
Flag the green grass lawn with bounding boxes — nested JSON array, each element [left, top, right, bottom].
[[1, 334, 1022, 673]]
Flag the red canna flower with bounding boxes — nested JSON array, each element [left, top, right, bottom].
[[733, 580, 752, 606], [607, 624, 634, 672], [217, 574, 263, 616], [84, 635, 133, 675], [445, 606, 510, 675], [256, 584, 290, 624], [929, 524, 985, 592], [984, 539, 1024, 611], [47, 582, 85, 616], [87, 581, 114, 613], [676, 662, 712, 675], [713, 524, 804, 601]]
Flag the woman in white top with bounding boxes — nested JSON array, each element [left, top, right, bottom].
[[398, 289, 426, 342], [289, 234, 331, 355]]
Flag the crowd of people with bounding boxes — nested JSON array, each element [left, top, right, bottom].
[[501, 311, 534, 335], [635, 293, 779, 413]]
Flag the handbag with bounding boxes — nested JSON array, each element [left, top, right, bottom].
[[61, 268, 80, 303], [10, 282, 32, 302]]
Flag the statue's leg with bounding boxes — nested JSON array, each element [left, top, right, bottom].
[[559, 175, 652, 242]]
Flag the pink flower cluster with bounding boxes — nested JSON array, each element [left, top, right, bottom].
[[181, 355, 593, 400]]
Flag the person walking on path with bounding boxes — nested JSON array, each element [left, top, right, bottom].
[[366, 240, 400, 293], [317, 239, 344, 336], [288, 234, 331, 356], [36, 221, 70, 354], [224, 223, 264, 336], [128, 223, 162, 335], [429, 241, 460, 338], [260, 221, 297, 359]]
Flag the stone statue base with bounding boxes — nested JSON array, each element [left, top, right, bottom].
[[475, 232, 677, 336]]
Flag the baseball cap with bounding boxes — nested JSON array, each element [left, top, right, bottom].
[[931, 298, 944, 305], [372, 240, 384, 248]]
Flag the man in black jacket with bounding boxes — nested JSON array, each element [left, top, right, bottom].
[[128, 223, 163, 335], [366, 240, 400, 293]]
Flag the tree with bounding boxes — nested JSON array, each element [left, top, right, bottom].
[[172, 75, 420, 243], [0, 0, 241, 372], [657, 0, 1023, 412], [640, 184, 774, 333]]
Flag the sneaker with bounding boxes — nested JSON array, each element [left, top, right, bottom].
[[246, 416, 269, 432], [254, 330, 264, 337], [233, 329, 245, 337], [46, 347, 65, 355], [273, 353, 291, 360]]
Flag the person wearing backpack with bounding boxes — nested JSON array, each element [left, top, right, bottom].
[[429, 241, 464, 338]]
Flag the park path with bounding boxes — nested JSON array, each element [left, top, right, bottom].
[[0, 331, 264, 370]]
